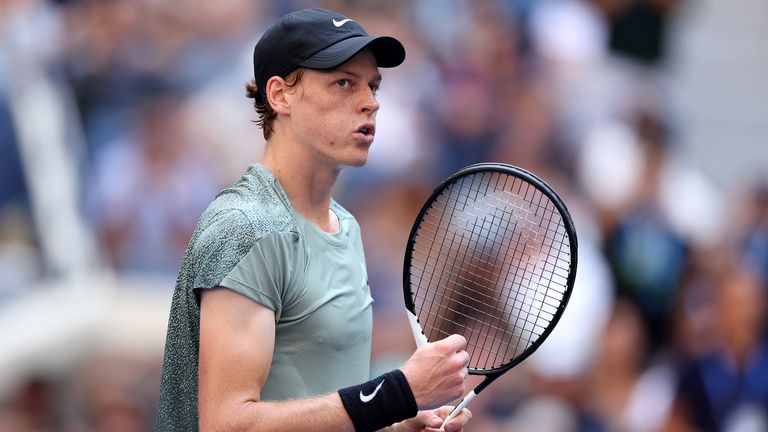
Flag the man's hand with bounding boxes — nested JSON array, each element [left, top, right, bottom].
[[399, 334, 469, 410], [394, 406, 472, 432]]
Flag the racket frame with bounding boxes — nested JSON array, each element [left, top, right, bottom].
[[402, 162, 578, 398]]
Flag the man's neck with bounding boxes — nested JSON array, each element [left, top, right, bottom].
[[261, 137, 340, 233]]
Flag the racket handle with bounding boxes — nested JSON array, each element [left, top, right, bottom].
[[406, 310, 428, 347], [440, 390, 476, 430]]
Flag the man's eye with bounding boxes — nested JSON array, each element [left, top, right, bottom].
[[369, 84, 379, 95], [336, 79, 350, 88]]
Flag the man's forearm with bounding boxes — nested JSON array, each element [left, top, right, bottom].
[[200, 392, 355, 432]]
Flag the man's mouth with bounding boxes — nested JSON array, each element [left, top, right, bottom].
[[357, 123, 375, 137]]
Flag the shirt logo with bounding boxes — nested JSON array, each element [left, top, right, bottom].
[[333, 18, 354, 28], [359, 380, 385, 403]]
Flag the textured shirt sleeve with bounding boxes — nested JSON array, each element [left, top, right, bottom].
[[190, 209, 257, 291]]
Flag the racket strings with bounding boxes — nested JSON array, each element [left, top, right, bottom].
[[410, 258, 566, 312], [410, 227, 571, 302], [412, 295, 553, 354], [421, 191, 568, 276], [411, 226, 565, 326], [463, 179, 550, 366], [413, 221, 571, 279], [410, 172, 572, 370]]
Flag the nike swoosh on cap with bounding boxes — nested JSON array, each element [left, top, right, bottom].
[[359, 380, 384, 403], [332, 18, 354, 28]]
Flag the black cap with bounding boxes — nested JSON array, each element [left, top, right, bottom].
[[253, 8, 406, 104]]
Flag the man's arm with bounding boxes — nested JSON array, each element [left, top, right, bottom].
[[199, 287, 470, 431], [198, 287, 355, 431]]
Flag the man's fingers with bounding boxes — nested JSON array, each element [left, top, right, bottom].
[[414, 407, 472, 432], [433, 405, 455, 418], [439, 334, 467, 351], [414, 410, 443, 429], [443, 408, 472, 432], [401, 409, 443, 430]]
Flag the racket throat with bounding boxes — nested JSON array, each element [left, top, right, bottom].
[[406, 310, 429, 347]]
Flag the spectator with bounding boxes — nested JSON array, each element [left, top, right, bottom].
[[603, 112, 689, 349], [586, 300, 676, 432], [675, 258, 768, 430]]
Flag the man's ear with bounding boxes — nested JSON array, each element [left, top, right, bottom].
[[266, 76, 291, 115]]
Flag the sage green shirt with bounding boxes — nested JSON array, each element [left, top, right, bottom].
[[156, 164, 373, 431]]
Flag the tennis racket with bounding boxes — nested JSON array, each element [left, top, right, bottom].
[[403, 163, 578, 425]]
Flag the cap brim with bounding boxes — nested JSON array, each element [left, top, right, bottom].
[[298, 35, 405, 70]]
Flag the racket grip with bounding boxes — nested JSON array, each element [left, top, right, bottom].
[[406, 310, 428, 347], [440, 390, 476, 430]]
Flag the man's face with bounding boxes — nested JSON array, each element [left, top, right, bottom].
[[286, 49, 382, 168]]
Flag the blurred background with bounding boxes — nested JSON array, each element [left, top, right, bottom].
[[1, 0, 767, 430]]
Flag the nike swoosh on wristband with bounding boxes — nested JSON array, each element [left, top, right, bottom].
[[359, 380, 385, 403], [333, 18, 353, 28]]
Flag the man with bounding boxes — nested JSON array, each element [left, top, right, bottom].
[[157, 8, 472, 432]]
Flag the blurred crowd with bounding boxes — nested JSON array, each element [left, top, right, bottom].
[[1, 0, 767, 431]]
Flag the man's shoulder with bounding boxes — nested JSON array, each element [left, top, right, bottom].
[[183, 165, 301, 275], [200, 165, 298, 241], [172, 165, 303, 295]]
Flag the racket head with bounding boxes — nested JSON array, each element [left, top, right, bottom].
[[403, 163, 577, 375]]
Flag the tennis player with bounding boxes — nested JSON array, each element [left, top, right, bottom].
[[157, 8, 472, 432]]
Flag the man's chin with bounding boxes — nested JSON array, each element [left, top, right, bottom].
[[347, 151, 370, 168]]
